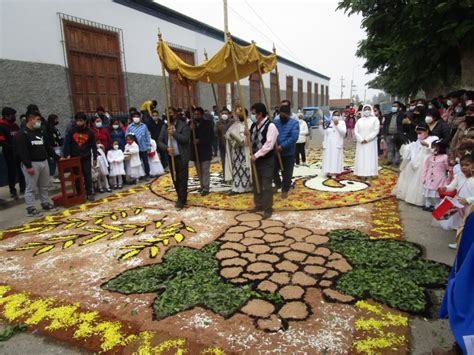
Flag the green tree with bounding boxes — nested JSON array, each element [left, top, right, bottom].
[[337, 0, 474, 97]]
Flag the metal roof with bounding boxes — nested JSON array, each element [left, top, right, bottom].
[[113, 0, 330, 81]]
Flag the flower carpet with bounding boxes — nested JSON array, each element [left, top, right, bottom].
[[0, 148, 450, 354]]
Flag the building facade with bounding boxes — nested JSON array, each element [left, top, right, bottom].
[[0, 0, 330, 124]]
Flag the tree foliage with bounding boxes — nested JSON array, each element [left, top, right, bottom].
[[337, 0, 474, 96]]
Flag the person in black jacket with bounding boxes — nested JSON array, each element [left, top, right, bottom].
[[63, 112, 98, 201], [190, 107, 214, 196], [0, 107, 25, 199], [157, 108, 191, 209], [382, 101, 407, 166], [146, 109, 167, 170], [425, 109, 451, 144], [45, 114, 64, 181], [14, 111, 60, 217]]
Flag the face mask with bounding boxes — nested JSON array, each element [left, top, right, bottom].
[[417, 133, 427, 140], [221, 114, 228, 121], [425, 116, 434, 124], [428, 104, 434, 109], [363, 111, 371, 117], [33, 121, 42, 129], [332, 115, 340, 121], [113, 145, 119, 150], [409, 106, 415, 111], [416, 103, 424, 107], [152, 116, 159, 121], [391, 107, 398, 113], [455, 106, 463, 113], [133, 117, 140, 124], [112, 124, 119, 130], [250, 114, 256, 122], [95, 122, 102, 128], [126, 139, 133, 145], [447, 100, 453, 106]]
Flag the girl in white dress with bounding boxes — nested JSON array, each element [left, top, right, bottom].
[[124, 134, 144, 183], [107, 140, 125, 189], [393, 125, 438, 206], [321, 110, 347, 178], [354, 104, 380, 179], [96, 143, 111, 193], [148, 138, 164, 177]]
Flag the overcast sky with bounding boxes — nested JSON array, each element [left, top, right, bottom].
[[156, 0, 383, 103]]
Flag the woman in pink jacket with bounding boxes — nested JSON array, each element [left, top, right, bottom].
[[421, 139, 449, 211]]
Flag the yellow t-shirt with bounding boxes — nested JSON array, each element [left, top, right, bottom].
[[140, 100, 153, 116]]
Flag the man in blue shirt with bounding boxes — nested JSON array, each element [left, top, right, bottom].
[[273, 105, 299, 199], [126, 112, 151, 179]]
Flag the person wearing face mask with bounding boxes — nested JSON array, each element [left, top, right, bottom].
[[145, 109, 167, 171], [13, 111, 61, 217], [382, 101, 406, 166], [107, 140, 125, 189], [216, 108, 231, 179], [125, 112, 152, 179], [443, 91, 464, 133], [393, 124, 438, 206], [0, 106, 26, 199], [425, 109, 451, 144], [109, 119, 125, 151], [321, 110, 346, 179], [295, 113, 309, 166], [450, 105, 474, 157], [44, 114, 64, 183], [272, 104, 299, 199], [224, 107, 252, 194], [157, 107, 191, 210], [90, 117, 112, 151], [354, 104, 380, 180], [64, 112, 98, 201], [95, 106, 111, 127]]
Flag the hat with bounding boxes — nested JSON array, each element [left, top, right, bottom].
[[279, 105, 291, 114], [415, 123, 428, 131], [432, 139, 447, 148]]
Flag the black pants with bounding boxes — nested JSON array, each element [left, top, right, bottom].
[[169, 155, 188, 205], [295, 143, 306, 165], [253, 155, 274, 213], [73, 157, 93, 195], [139, 151, 150, 176], [219, 143, 226, 180], [4, 150, 25, 194], [273, 154, 295, 193], [159, 149, 168, 169]]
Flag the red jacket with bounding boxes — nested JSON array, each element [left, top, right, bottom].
[[90, 127, 112, 151]]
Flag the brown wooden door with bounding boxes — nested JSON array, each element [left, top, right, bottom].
[[320, 85, 325, 107], [297, 79, 303, 108], [325, 85, 329, 106], [286, 76, 293, 102], [249, 72, 261, 105], [307, 81, 312, 106], [270, 72, 279, 107], [314, 83, 319, 106], [64, 20, 125, 114], [169, 48, 197, 109]]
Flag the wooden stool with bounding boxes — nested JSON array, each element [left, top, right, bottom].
[[53, 157, 86, 208]]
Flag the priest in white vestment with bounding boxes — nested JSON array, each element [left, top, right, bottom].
[[321, 110, 347, 178], [354, 104, 380, 179]]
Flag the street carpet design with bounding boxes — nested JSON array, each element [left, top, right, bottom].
[[0, 148, 450, 354]]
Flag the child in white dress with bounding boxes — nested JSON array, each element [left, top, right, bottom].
[[148, 138, 164, 177], [96, 143, 111, 193], [124, 134, 144, 183], [107, 140, 125, 189]]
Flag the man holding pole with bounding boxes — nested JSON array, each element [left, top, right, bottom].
[[157, 108, 191, 210], [190, 107, 214, 196], [273, 105, 299, 199], [249, 103, 278, 219]]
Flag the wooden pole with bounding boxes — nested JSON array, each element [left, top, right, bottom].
[[157, 32, 176, 182], [255, 42, 283, 171], [186, 82, 201, 182], [273, 44, 282, 104], [228, 34, 260, 193]]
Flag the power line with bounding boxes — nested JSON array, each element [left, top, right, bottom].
[[242, 0, 310, 69]]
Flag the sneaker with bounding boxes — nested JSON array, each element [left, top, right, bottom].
[[448, 243, 457, 250], [106, 188, 112, 193], [175, 202, 184, 210], [10, 192, 19, 200], [281, 191, 289, 199], [262, 210, 272, 220], [41, 203, 58, 211], [98, 188, 104, 193], [117, 185, 123, 189], [27, 207, 43, 217], [200, 190, 210, 196], [422, 206, 431, 211], [53, 177, 61, 183], [87, 195, 95, 202]]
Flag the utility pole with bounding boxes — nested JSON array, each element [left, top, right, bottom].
[[349, 80, 356, 102], [223, 0, 232, 109], [340, 76, 345, 99]]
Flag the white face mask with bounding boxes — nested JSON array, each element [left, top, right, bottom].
[[112, 124, 119, 130], [221, 114, 228, 121], [455, 106, 463, 113], [133, 117, 140, 124], [425, 116, 434, 124], [152, 115, 159, 121], [447, 100, 453, 106], [332, 115, 340, 121], [113, 145, 119, 150], [428, 104, 434, 109], [363, 110, 371, 117]]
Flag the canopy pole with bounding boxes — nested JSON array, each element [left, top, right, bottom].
[[186, 82, 201, 183], [227, 34, 260, 193], [273, 44, 282, 103], [157, 32, 176, 182], [254, 42, 283, 172]]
